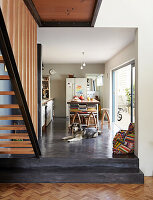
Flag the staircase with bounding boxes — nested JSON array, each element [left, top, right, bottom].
[[0, 60, 33, 155], [0, 8, 40, 157]]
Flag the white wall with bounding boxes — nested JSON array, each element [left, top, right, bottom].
[[43, 64, 105, 117], [103, 41, 136, 108], [95, 0, 153, 176]]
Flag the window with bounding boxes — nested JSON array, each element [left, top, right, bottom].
[[97, 75, 103, 86]]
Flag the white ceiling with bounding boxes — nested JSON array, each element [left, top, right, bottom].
[[37, 27, 136, 64]]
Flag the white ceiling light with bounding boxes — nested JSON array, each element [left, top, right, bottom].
[[83, 62, 86, 67], [80, 52, 86, 70]]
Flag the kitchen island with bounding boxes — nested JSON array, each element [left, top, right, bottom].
[[67, 100, 100, 127]]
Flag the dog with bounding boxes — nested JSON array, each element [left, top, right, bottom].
[[62, 123, 83, 141], [62, 123, 100, 142], [83, 128, 99, 139]]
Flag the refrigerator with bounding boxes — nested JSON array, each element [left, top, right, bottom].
[[66, 78, 87, 117]]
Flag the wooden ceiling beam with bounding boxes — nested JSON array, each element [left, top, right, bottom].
[[23, 0, 42, 26], [23, 0, 102, 27]]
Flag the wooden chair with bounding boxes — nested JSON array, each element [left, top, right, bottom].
[[101, 108, 110, 130]]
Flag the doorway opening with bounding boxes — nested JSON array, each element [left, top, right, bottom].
[[37, 27, 136, 159], [112, 61, 135, 130]]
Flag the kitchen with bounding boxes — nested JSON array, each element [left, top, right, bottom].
[[40, 62, 105, 157], [41, 64, 104, 132]]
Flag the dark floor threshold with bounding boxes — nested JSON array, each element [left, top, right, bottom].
[[0, 157, 139, 169], [0, 156, 144, 184], [0, 168, 144, 184]]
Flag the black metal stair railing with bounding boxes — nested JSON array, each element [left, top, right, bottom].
[[0, 8, 41, 157]]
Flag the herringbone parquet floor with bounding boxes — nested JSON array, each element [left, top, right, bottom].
[[0, 177, 152, 200]]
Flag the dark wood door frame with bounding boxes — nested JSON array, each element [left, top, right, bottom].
[[37, 44, 42, 141]]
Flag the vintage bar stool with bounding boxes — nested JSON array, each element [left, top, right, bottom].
[[72, 112, 81, 124], [87, 112, 98, 130], [101, 108, 110, 130], [69, 112, 82, 136]]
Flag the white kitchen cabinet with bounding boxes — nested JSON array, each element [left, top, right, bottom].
[[42, 105, 46, 127], [46, 100, 53, 126], [42, 99, 54, 128]]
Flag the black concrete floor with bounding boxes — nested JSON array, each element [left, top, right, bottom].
[[0, 117, 135, 159], [39, 118, 120, 158]]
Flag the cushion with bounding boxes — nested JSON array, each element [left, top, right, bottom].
[[113, 130, 127, 143], [125, 134, 135, 143], [125, 123, 135, 143], [127, 123, 135, 134], [113, 123, 135, 154], [117, 144, 131, 154], [126, 142, 134, 150]]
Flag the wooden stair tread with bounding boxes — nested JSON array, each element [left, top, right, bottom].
[[0, 133, 29, 139], [0, 148, 34, 154], [0, 125, 26, 130], [0, 75, 9, 80], [0, 91, 15, 95], [0, 104, 19, 108], [0, 141, 32, 147], [0, 115, 23, 120], [0, 55, 4, 63]]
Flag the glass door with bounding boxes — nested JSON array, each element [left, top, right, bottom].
[[112, 61, 135, 129]]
